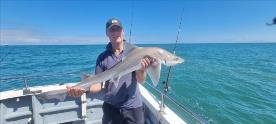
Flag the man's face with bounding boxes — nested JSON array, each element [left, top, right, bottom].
[[107, 25, 124, 44]]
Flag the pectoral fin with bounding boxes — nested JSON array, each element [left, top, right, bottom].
[[146, 62, 161, 87], [110, 76, 121, 88]]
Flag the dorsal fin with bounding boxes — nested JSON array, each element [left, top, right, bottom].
[[81, 73, 91, 81], [80, 73, 94, 84], [123, 41, 138, 58]]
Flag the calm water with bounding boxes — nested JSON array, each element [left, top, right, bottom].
[[1, 43, 276, 124]]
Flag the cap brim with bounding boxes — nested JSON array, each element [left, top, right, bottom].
[[106, 24, 123, 31]]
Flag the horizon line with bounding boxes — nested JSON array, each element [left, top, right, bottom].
[[1, 42, 276, 46]]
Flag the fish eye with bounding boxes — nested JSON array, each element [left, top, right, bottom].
[[174, 58, 179, 61]]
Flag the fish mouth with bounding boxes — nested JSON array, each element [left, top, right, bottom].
[[177, 57, 184, 63], [173, 57, 184, 63]]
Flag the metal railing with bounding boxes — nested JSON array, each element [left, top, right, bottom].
[[0, 72, 80, 81], [145, 82, 209, 124], [0, 73, 208, 124], [0, 72, 80, 94]]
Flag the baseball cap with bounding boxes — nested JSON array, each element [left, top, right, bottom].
[[106, 18, 123, 31]]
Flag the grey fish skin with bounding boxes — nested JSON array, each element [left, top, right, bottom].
[[37, 44, 184, 102]]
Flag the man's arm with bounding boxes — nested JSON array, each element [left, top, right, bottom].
[[89, 58, 105, 93], [67, 55, 104, 97], [67, 82, 102, 97], [89, 83, 102, 93]]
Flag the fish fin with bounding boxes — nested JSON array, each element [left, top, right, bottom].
[[81, 73, 94, 83], [110, 76, 121, 88], [81, 73, 91, 80], [146, 61, 161, 87], [122, 41, 138, 60], [37, 89, 67, 102]]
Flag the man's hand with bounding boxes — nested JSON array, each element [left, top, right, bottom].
[[136, 57, 152, 84], [140, 57, 151, 71], [66, 85, 85, 97]]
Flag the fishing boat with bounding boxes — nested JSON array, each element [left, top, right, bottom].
[[0, 3, 207, 123], [0, 74, 206, 124]]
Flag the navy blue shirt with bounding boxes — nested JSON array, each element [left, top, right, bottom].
[[95, 42, 143, 109]]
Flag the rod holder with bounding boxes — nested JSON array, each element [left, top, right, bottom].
[[23, 79, 42, 95], [159, 93, 165, 114]]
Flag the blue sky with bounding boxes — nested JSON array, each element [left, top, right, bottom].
[[0, 0, 276, 45]]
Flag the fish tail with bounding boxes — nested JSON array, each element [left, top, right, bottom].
[[36, 89, 67, 102]]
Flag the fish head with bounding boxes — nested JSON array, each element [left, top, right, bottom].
[[154, 48, 184, 66]]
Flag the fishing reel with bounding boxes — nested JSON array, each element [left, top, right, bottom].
[[162, 80, 171, 94]]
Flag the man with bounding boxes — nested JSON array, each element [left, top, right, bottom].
[[66, 18, 152, 124]]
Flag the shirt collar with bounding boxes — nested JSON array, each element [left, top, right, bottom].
[[106, 42, 113, 52], [105, 40, 126, 53]]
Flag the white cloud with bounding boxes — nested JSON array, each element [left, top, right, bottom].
[[0, 29, 108, 45], [1, 27, 275, 45]]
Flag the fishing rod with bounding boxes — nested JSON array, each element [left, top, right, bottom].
[[159, 7, 184, 115], [128, 0, 134, 43], [160, 9, 209, 124], [163, 8, 184, 93]]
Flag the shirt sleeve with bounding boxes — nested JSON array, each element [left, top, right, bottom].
[[95, 55, 104, 74], [94, 54, 106, 90]]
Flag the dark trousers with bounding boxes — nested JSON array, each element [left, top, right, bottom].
[[102, 102, 144, 124]]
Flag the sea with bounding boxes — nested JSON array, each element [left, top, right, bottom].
[[0, 43, 275, 124]]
